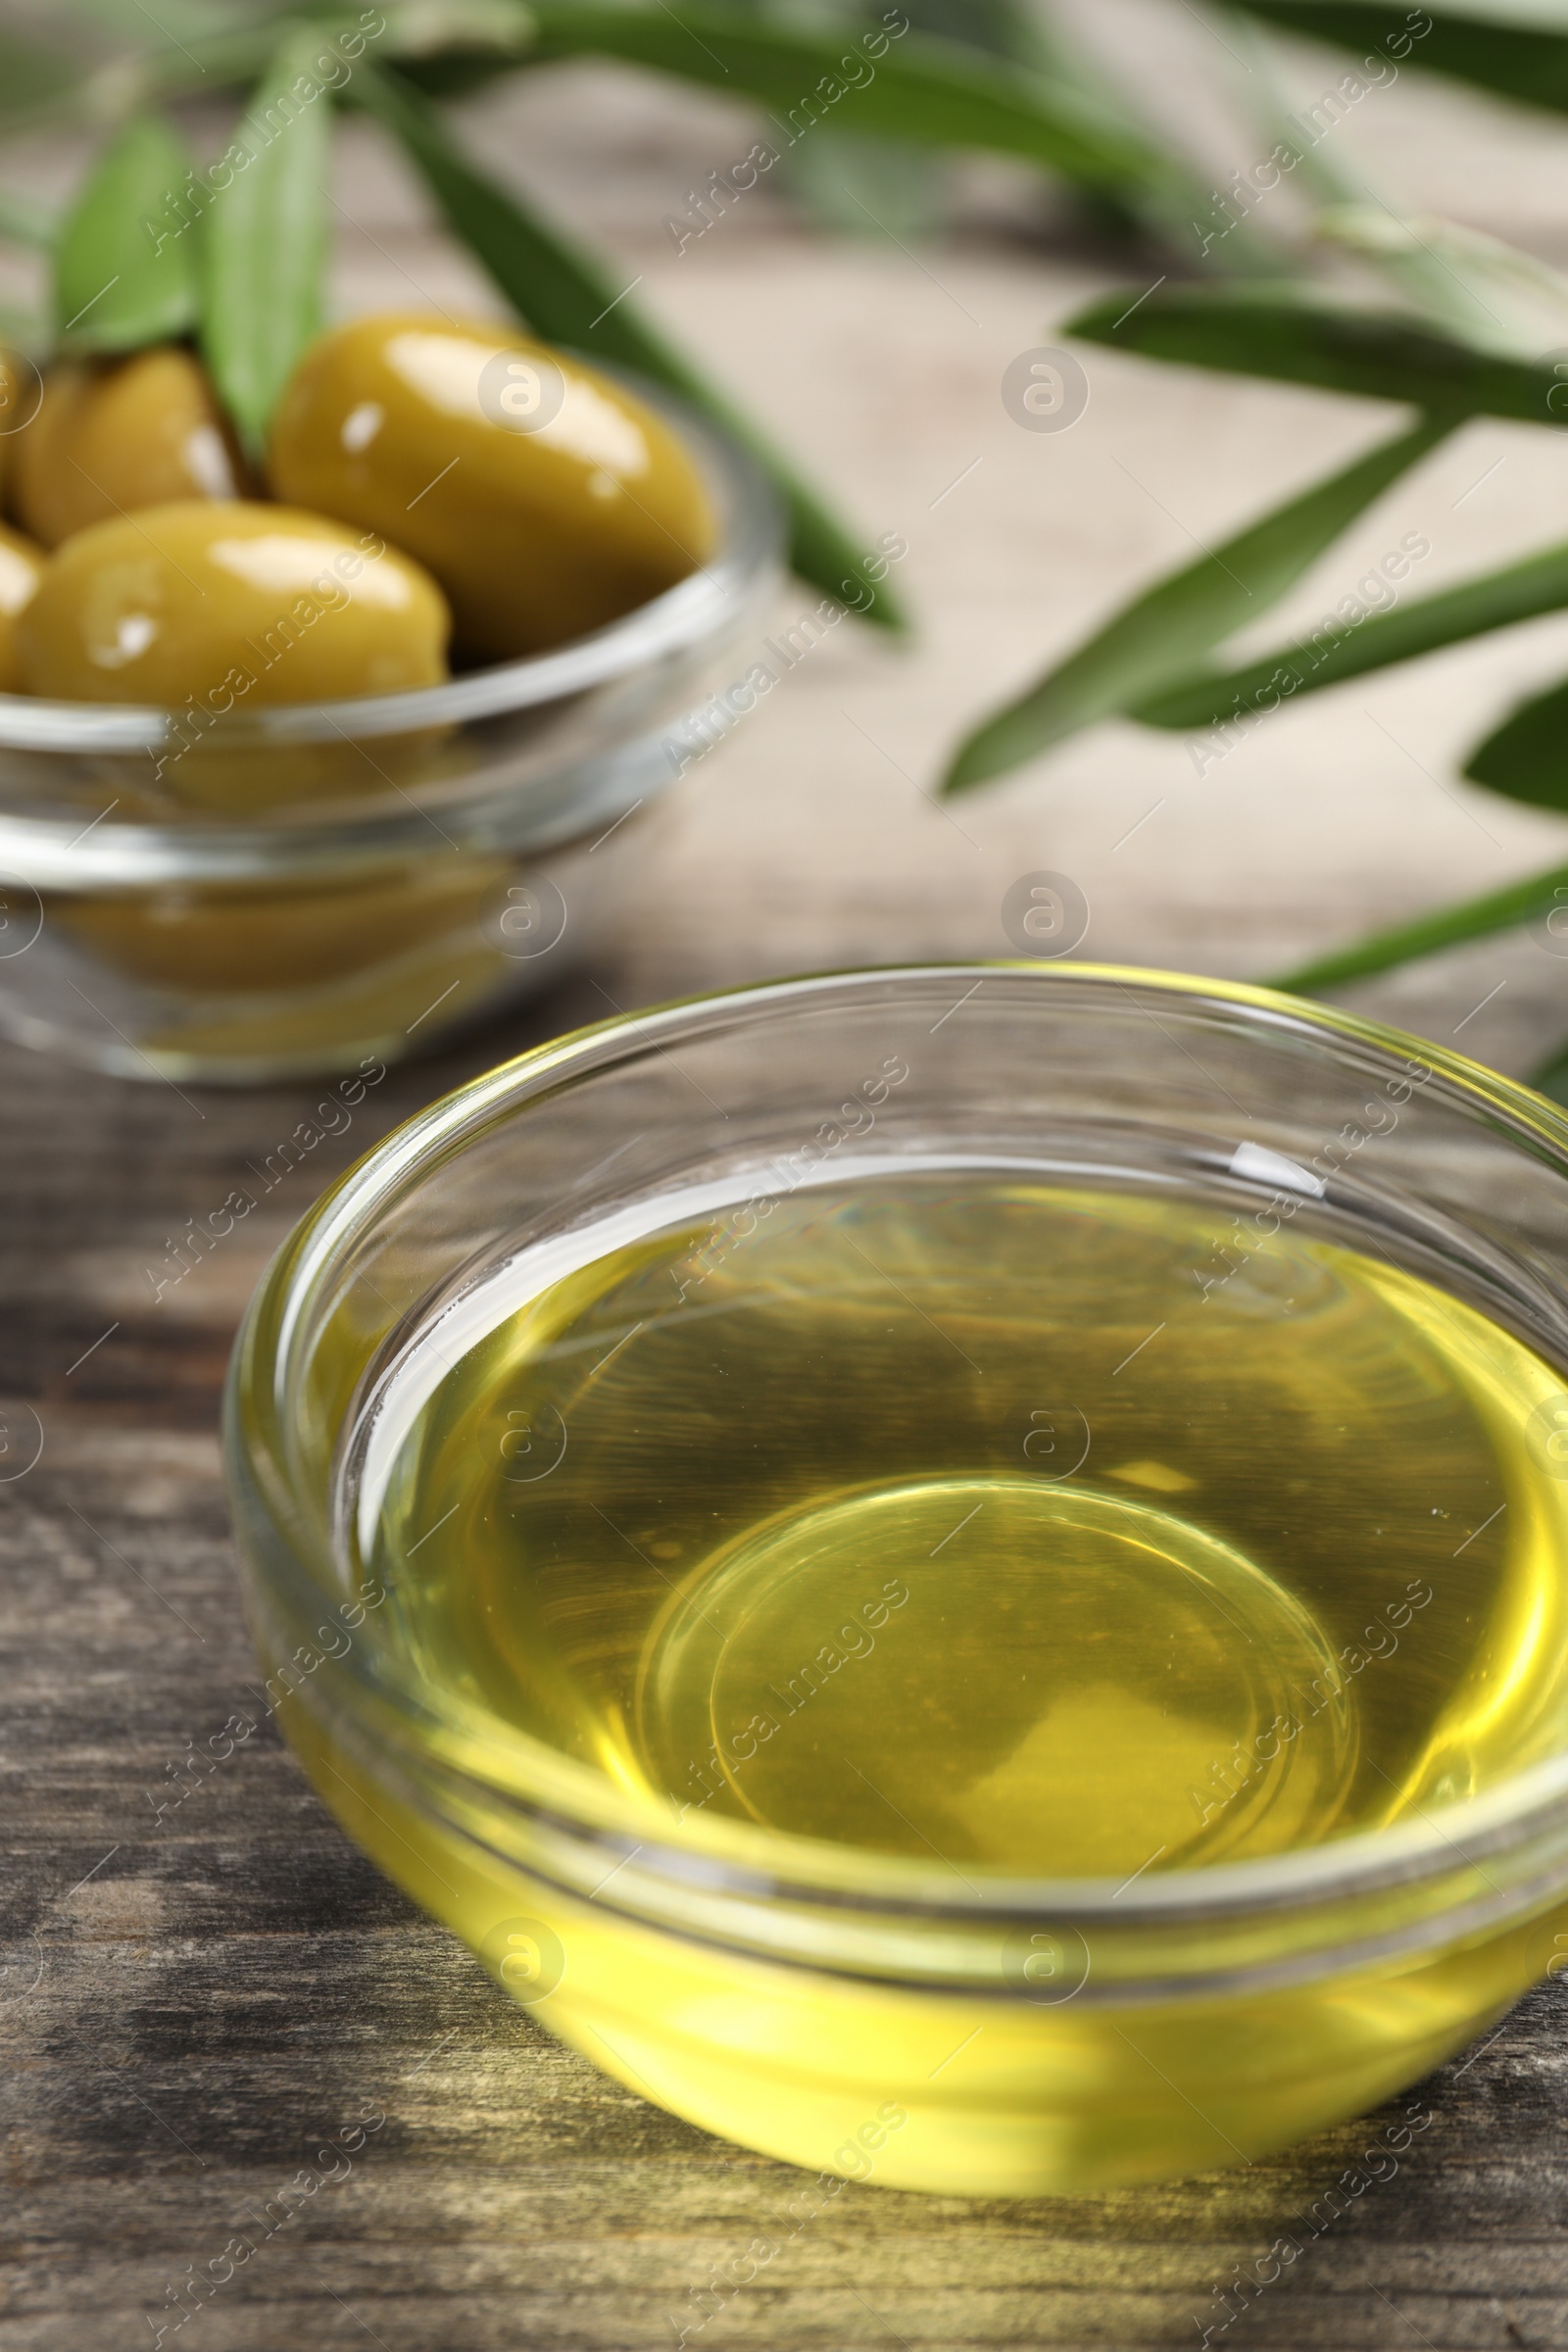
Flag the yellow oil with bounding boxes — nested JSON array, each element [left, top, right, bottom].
[[309, 1176, 1568, 2191], [366, 1177, 1568, 1863]]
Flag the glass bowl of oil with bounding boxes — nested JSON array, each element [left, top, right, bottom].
[[225, 962, 1568, 2195]]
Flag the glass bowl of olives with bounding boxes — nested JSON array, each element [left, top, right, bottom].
[[0, 318, 782, 1082]]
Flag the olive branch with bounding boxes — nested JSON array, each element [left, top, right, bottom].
[[0, 0, 1249, 630], [935, 5, 1568, 1095], [9, 0, 1568, 1073]]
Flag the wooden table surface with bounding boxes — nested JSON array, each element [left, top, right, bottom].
[[12, 10, 1568, 2346]]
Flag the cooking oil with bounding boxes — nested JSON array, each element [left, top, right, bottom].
[[358, 1174, 1568, 1879]]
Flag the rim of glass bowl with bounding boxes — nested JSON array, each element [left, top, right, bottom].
[[228, 960, 1568, 1935], [0, 377, 780, 793]]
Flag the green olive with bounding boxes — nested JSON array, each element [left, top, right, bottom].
[[17, 499, 450, 707], [13, 346, 247, 550], [0, 518, 45, 691], [268, 313, 716, 660]]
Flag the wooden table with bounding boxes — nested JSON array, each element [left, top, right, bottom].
[[10, 14, 1568, 2346]]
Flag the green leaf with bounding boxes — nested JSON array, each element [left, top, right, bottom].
[[1465, 672, 1568, 810], [1270, 857, 1568, 996], [523, 0, 1187, 198], [1067, 279, 1568, 421], [1312, 201, 1568, 360], [28, 10, 485, 132], [1531, 1033, 1568, 1106], [941, 414, 1449, 792], [86, 24, 292, 114], [352, 56, 907, 627], [906, 0, 1054, 63], [1135, 539, 1568, 732], [55, 113, 198, 351], [382, 52, 533, 95], [1040, 2, 1284, 270], [1229, 1, 1568, 122], [199, 26, 334, 457], [283, 0, 537, 93], [0, 10, 452, 140], [1220, 11, 1555, 337]]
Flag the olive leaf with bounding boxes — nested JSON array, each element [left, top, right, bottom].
[[55, 113, 198, 351], [523, 0, 1186, 198], [1464, 674, 1568, 811], [1530, 1036, 1568, 1107], [353, 57, 908, 627], [199, 26, 334, 458], [1270, 856, 1568, 996], [950, 247, 1568, 793], [369, 1, 539, 96], [942, 414, 1449, 792], [1133, 541, 1568, 735], [1274, 875, 1568, 1000], [1216, 13, 1523, 340], [1313, 202, 1568, 362], [1067, 280, 1567, 422], [1047, 0, 1294, 270], [1228, 1, 1568, 122], [11, 7, 518, 127], [0, 0, 1258, 252], [977, 0, 1281, 268]]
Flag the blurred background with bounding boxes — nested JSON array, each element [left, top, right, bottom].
[[6, 0, 1568, 1076]]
